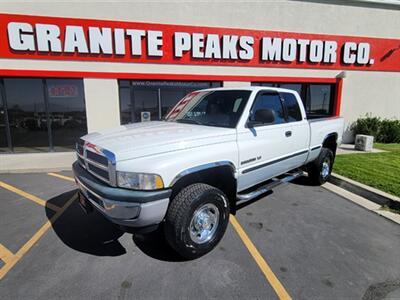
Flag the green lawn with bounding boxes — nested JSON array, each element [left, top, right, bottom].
[[333, 143, 400, 198]]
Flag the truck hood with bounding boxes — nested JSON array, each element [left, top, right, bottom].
[[82, 121, 236, 161]]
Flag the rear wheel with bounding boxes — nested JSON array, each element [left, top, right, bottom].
[[164, 183, 230, 259], [307, 148, 334, 185]]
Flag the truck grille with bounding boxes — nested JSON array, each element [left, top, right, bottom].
[[76, 139, 116, 186], [86, 150, 108, 166]]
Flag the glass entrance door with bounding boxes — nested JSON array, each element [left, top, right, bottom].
[[132, 88, 159, 122]]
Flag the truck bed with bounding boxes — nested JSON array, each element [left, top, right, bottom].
[[307, 116, 344, 163]]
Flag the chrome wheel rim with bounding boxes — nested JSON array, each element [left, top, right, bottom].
[[189, 203, 220, 244], [321, 157, 331, 179]]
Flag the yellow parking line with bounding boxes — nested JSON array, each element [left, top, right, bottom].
[[0, 244, 15, 265], [230, 215, 292, 300], [0, 193, 77, 280], [0, 181, 61, 212], [47, 172, 75, 182]]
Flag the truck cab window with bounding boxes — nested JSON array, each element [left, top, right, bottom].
[[281, 92, 302, 122], [250, 92, 286, 124]]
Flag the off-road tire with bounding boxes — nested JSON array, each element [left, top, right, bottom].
[[164, 183, 230, 259], [307, 147, 334, 185]]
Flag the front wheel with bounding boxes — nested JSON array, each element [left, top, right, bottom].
[[164, 183, 230, 259], [307, 148, 334, 185]]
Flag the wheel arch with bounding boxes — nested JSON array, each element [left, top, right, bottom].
[[322, 132, 338, 157], [169, 161, 238, 214]]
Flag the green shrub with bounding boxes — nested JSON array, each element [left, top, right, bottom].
[[351, 114, 381, 137], [352, 115, 400, 143], [377, 119, 400, 143]]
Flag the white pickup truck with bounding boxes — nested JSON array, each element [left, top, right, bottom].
[[73, 87, 344, 258]]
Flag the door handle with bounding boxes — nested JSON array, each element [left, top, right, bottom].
[[285, 131, 292, 137]]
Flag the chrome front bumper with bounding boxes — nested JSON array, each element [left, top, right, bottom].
[[73, 162, 171, 228]]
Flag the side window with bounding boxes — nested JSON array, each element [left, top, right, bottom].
[[281, 92, 302, 122], [250, 92, 286, 124]]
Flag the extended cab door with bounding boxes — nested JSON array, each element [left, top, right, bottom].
[[280, 91, 310, 168], [237, 91, 296, 191]]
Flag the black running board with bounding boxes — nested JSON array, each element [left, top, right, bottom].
[[236, 170, 305, 205]]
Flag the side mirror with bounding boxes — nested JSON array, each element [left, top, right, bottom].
[[247, 108, 275, 127]]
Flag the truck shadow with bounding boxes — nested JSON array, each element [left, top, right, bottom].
[[290, 175, 320, 186], [45, 190, 184, 261], [46, 180, 315, 262], [132, 228, 187, 262], [45, 190, 126, 257]]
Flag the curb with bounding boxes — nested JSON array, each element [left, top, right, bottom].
[[328, 173, 400, 208], [323, 182, 400, 225]]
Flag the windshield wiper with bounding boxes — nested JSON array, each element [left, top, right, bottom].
[[176, 119, 202, 125], [202, 122, 219, 127]]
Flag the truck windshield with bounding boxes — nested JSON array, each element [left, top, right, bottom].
[[165, 90, 251, 128]]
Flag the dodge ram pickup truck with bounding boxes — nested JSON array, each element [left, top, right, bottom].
[[73, 87, 344, 258]]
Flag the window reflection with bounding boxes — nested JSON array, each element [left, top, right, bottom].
[[47, 79, 87, 150]]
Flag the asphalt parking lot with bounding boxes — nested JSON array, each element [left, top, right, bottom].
[[0, 171, 399, 299]]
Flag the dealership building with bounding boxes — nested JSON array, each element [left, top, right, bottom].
[[0, 0, 399, 169]]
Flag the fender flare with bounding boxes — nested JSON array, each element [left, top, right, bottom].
[[169, 161, 237, 187], [322, 132, 338, 145]]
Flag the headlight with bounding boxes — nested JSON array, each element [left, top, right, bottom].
[[117, 171, 164, 190]]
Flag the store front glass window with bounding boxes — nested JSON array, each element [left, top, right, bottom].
[[307, 84, 333, 116], [0, 78, 87, 153], [0, 85, 10, 152], [252, 82, 335, 118], [119, 80, 222, 124], [4, 78, 48, 152]]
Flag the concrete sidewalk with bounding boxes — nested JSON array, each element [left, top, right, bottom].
[[336, 144, 386, 155], [0, 152, 75, 173]]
